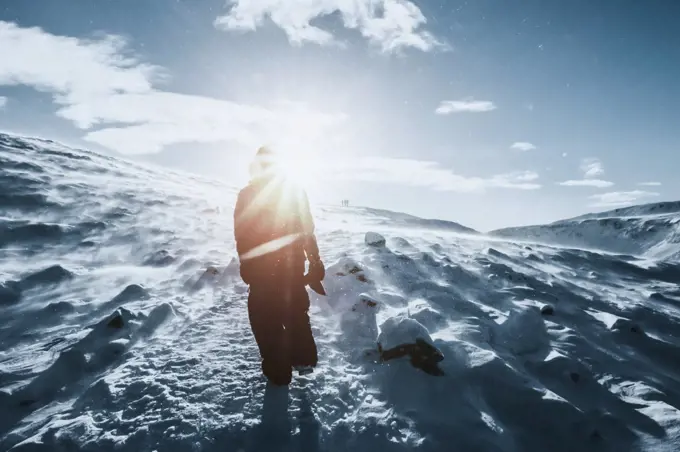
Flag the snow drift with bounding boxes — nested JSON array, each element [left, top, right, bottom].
[[1, 131, 680, 452]]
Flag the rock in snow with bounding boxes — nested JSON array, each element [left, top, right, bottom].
[[365, 231, 387, 247], [377, 315, 445, 376], [540, 304, 555, 316]]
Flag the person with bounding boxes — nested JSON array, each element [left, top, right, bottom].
[[233, 146, 326, 386]]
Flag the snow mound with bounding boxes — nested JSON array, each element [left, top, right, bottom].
[[378, 315, 434, 350], [339, 293, 381, 353], [109, 284, 150, 306], [18, 265, 74, 291], [375, 315, 445, 375], [409, 302, 448, 332], [492, 307, 551, 356]]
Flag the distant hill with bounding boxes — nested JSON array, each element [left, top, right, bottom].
[[490, 200, 680, 261], [354, 206, 479, 234]]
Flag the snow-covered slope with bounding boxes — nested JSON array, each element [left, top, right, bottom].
[[341, 206, 478, 235], [2, 132, 680, 452], [490, 202, 680, 261], [569, 202, 680, 221]]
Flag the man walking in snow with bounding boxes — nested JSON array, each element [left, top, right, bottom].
[[233, 146, 325, 386]]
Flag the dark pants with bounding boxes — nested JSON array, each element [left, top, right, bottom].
[[247, 279, 318, 386]]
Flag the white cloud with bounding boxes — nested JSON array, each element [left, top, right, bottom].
[[562, 152, 568, 157], [558, 179, 614, 188], [510, 142, 536, 152], [436, 99, 497, 115], [327, 157, 541, 192], [214, 0, 444, 53], [74, 94, 346, 154], [0, 21, 344, 155], [0, 21, 158, 104], [638, 181, 661, 186], [559, 157, 611, 188], [580, 157, 604, 178], [588, 190, 660, 208], [0, 96, 6, 108]]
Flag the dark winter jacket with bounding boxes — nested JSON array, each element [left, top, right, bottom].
[[234, 175, 320, 285]]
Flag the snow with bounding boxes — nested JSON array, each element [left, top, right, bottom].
[[490, 202, 680, 261], [1, 131, 680, 451]]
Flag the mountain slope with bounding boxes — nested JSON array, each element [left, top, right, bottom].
[[568, 201, 680, 221], [1, 132, 680, 452], [490, 201, 680, 261], [344, 206, 478, 234]]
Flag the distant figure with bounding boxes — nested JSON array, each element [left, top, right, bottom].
[[341, 199, 350, 207], [234, 146, 326, 386]]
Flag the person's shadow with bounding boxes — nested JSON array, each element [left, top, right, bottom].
[[297, 390, 321, 452], [204, 383, 292, 452], [258, 384, 293, 441], [208, 383, 322, 452], [254, 383, 322, 452]]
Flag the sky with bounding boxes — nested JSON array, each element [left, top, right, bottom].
[[1, 0, 679, 231]]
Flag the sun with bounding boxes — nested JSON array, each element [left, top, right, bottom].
[[272, 147, 323, 192], [250, 143, 336, 207], [278, 154, 315, 182]]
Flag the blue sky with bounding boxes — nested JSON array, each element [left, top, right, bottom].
[[1, 0, 679, 231]]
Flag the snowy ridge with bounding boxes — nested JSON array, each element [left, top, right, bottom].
[[490, 203, 680, 262], [348, 207, 478, 235], [567, 201, 680, 221], [2, 132, 680, 451]]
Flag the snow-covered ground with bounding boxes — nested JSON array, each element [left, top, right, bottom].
[[490, 202, 680, 262], [2, 131, 680, 451]]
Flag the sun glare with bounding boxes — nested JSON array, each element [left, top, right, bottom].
[[274, 147, 324, 193], [279, 156, 313, 182], [253, 133, 343, 207], [241, 146, 328, 233]]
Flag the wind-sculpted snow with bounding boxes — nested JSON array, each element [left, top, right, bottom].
[[490, 202, 680, 261], [1, 132, 680, 451]]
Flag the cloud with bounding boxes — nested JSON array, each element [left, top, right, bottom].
[[588, 190, 660, 208], [559, 157, 612, 188], [94, 98, 344, 155], [0, 21, 159, 104], [61, 93, 346, 154], [510, 142, 536, 152], [558, 179, 614, 188], [0, 96, 6, 108], [214, 0, 444, 53], [638, 181, 662, 186], [0, 21, 344, 155], [580, 157, 604, 178], [436, 99, 497, 115], [562, 152, 567, 157], [327, 157, 541, 192]]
